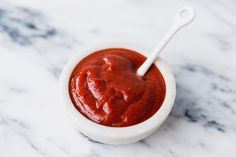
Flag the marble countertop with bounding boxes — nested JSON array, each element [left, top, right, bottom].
[[0, 0, 236, 156]]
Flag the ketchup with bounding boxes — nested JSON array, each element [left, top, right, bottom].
[[69, 48, 166, 127]]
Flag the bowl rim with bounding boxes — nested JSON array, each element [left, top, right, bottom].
[[59, 42, 176, 141]]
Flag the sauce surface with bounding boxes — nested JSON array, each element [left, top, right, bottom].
[[69, 48, 166, 127]]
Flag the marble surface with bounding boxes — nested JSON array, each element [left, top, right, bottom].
[[0, 0, 236, 156]]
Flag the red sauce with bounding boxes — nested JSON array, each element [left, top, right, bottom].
[[69, 48, 166, 127]]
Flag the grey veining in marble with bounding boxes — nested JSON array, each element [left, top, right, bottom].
[[0, 7, 57, 46], [0, 0, 236, 156]]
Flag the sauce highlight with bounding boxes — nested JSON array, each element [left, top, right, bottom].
[[69, 48, 166, 127]]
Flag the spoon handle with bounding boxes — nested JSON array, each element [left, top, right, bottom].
[[137, 6, 196, 76]]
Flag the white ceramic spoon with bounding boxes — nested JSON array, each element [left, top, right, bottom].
[[137, 6, 196, 76]]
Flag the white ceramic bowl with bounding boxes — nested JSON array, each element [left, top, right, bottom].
[[59, 43, 176, 145]]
